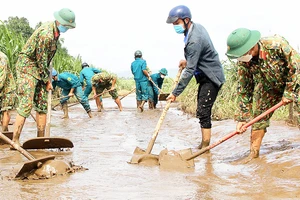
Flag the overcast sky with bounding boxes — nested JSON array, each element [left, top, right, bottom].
[[1, 0, 299, 77]]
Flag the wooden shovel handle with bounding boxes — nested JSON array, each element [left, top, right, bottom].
[[186, 101, 284, 161], [120, 87, 136, 100], [145, 66, 184, 154]]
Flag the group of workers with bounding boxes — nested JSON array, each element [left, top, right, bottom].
[[0, 5, 299, 163]]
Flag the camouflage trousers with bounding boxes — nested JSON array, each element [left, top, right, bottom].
[[0, 91, 16, 112], [16, 72, 48, 118], [252, 83, 299, 130], [95, 83, 119, 100]]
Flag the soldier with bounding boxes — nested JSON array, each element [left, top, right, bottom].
[[226, 28, 300, 162], [148, 68, 168, 109], [131, 50, 151, 108], [52, 69, 92, 118], [91, 72, 123, 111], [0, 51, 16, 132], [166, 5, 225, 150], [79, 62, 101, 99], [11, 8, 76, 149]]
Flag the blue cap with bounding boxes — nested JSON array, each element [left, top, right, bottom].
[[52, 69, 58, 76]]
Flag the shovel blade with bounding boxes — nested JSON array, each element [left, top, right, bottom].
[[129, 147, 159, 165], [159, 148, 195, 169], [15, 155, 55, 178], [158, 93, 170, 101], [22, 137, 74, 149], [0, 131, 13, 145]]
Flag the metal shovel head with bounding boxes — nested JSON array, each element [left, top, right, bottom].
[[158, 93, 170, 101], [0, 131, 13, 144], [22, 137, 74, 149], [129, 146, 159, 165], [159, 148, 195, 169], [15, 155, 55, 178]]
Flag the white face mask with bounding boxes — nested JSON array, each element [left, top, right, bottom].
[[237, 54, 252, 62], [160, 75, 165, 79]]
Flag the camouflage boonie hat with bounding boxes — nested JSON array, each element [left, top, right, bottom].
[[226, 28, 261, 58]]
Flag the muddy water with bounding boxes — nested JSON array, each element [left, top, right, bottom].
[[0, 95, 299, 199]]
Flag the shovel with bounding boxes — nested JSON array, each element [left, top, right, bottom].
[[159, 101, 285, 168], [129, 66, 183, 164], [0, 131, 55, 178], [0, 131, 13, 144], [22, 67, 74, 149], [149, 79, 169, 101]]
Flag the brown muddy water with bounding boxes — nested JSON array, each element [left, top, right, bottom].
[[0, 94, 299, 200]]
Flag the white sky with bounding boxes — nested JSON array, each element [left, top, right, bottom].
[[1, 0, 299, 77]]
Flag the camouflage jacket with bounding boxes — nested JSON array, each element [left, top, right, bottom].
[[0, 51, 16, 98], [237, 35, 300, 121], [17, 21, 60, 84], [91, 72, 116, 88]]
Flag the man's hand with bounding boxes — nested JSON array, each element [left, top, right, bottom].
[[148, 76, 152, 81], [46, 80, 53, 91], [179, 59, 187, 69], [166, 94, 176, 102], [281, 97, 293, 105], [82, 86, 85, 91], [236, 121, 247, 134], [68, 93, 74, 97]]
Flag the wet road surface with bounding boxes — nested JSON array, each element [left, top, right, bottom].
[[0, 94, 299, 199]]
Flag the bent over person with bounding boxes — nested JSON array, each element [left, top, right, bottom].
[[226, 28, 300, 162], [148, 68, 168, 109], [166, 5, 225, 150], [11, 8, 76, 148], [91, 72, 123, 111], [52, 69, 92, 118], [0, 51, 16, 132]]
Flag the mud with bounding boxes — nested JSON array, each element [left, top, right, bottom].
[[0, 94, 299, 199]]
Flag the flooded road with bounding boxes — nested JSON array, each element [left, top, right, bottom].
[[1, 94, 299, 199]]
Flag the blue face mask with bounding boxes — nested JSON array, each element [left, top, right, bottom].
[[57, 25, 69, 33], [173, 25, 185, 34]]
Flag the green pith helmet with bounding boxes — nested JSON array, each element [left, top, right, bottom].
[[159, 68, 168, 76], [134, 50, 142, 58], [226, 28, 261, 58], [54, 8, 76, 28]]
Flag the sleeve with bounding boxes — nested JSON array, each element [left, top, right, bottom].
[[141, 60, 147, 71], [281, 40, 300, 100], [0, 56, 8, 91], [235, 63, 255, 122], [61, 74, 81, 88], [92, 68, 101, 74], [36, 35, 53, 84], [172, 42, 201, 96], [79, 71, 84, 86]]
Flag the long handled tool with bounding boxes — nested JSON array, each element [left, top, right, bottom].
[[0, 131, 13, 144], [149, 79, 170, 101], [120, 87, 136, 101], [22, 68, 74, 149], [0, 131, 55, 178], [159, 101, 285, 168], [129, 66, 183, 164], [52, 95, 70, 101]]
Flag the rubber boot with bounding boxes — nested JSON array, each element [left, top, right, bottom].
[[148, 100, 154, 110], [197, 128, 211, 150], [87, 111, 93, 118], [95, 97, 102, 112], [115, 98, 123, 111], [243, 129, 266, 163], [2, 111, 10, 132], [61, 103, 69, 119], [136, 100, 142, 108], [36, 112, 46, 137], [11, 115, 26, 150]]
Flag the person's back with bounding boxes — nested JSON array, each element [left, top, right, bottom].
[[80, 66, 101, 86], [131, 58, 148, 82], [53, 72, 81, 90]]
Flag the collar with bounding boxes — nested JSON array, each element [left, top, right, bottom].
[[184, 23, 193, 44], [53, 21, 60, 39]]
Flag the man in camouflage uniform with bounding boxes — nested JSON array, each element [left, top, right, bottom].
[[0, 51, 16, 132], [226, 28, 300, 162], [91, 72, 123, 111], [11, 8, 76, 148], [52, 69, 92, 118]]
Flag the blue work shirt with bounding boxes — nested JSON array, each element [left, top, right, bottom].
[[150, 73, 164, 95], [131, 58, 148, 82], [52, 72, 81, 90], [79, 67, 101, 86], [173, 23, 225, 96]]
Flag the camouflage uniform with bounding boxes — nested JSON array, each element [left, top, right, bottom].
[[236, 35, 300, 130], [91, 72, 119, 99], [0, 51, 16, 112], [16, 21, 59, 117]]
